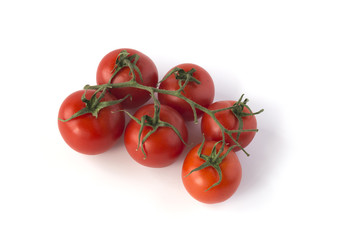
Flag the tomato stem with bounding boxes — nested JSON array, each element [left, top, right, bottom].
[[62, 49, 264, 189], [185, 138, 236, 191], [109, 50, 143, 84], [84, 61, 263, 158], [82, 50, 263, 176], [58, 89, 130, 122]]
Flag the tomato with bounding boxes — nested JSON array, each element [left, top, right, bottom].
[[158, 63, 215, 121], [124, 104, 188, 168], [58, 90, 125, 155], [201, 100, 257, 151], [96, 48, 158, 109], [182, 141, 242, 204]]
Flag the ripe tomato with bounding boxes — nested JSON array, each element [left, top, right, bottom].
[[124, 104, 188, 168], [182, 141, 242, 204], [201, 100, 257, 151], [158, 63, 215, 121], [96, 48, 158, 109], [58, 90, 125, 155]]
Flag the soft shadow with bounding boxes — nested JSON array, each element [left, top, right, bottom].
[[236, 99, 286, 196], [184, 119, 204, 151]]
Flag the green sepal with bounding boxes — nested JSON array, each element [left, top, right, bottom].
[[185, 162, 211, 178], [122, 108, 188, 159], [109, 50, 144, 84], [159, 67, 201, 85], [58, 107, 90, 122], [157, 120, 188, 146], [58, 90, 130, 122], [184, 139, 230, 191], [205, 165, 222, 192]]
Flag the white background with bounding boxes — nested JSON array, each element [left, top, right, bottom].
[[1, 0, 346, 239]]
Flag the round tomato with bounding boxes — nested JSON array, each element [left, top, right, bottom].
[[201, 100, 257, 151], [182, 141, 242, 204], [96, 48, 158, 109], [58, 90, 125, 155], [124, 104, 188, 168], [158, 63, 215, 121]]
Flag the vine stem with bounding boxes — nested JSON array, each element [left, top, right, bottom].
[[62, 50, 264, 191], [84, 80, 258, 156]]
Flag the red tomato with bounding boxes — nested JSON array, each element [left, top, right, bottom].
[[201, 100, 257, 151], [124, 104, 188, 168], [96, 48, 158, 109], [158, 63, 215, 121], [58, 90, 125, 155], [182, 141, 242, 204]]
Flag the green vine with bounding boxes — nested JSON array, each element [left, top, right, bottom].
[[60, 50, 263, 190]]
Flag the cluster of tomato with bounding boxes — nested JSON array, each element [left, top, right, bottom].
[[58, 48, 261, 204]]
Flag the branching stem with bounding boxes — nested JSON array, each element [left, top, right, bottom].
[[80, 50, 264, 190]]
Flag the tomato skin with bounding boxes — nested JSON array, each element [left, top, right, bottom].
[[58, 90, 125, 155], [158, 63, 215, 121], [182, 141, 242, 204], [201, 101, 257, 151], [124, 104, 188, 168], [96, 48, 158, 109]]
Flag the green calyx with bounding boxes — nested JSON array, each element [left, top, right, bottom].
[[231, 94, 264, 118], [185, 138, 234, 191], [123, 99, 188, 159], [210, 94, 264, 156], [109, 50, 143, 84], [158, 67, 202, 123], [159, 67, 200, 89], [58, 87, 129, 122], [230, 94, 264, 143]]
